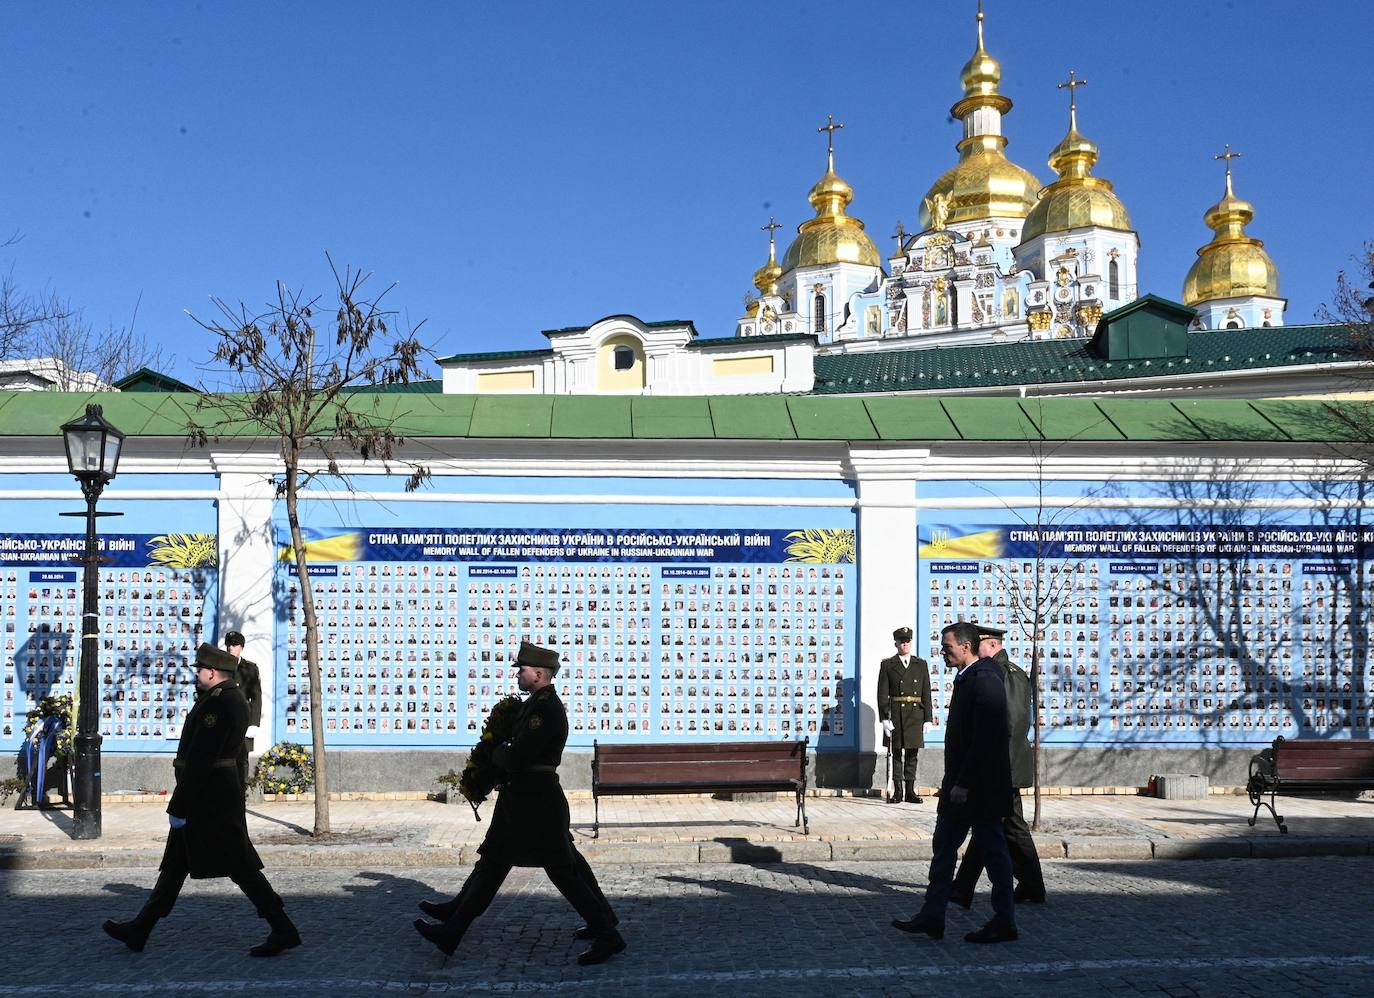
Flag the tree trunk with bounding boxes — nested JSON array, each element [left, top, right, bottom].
[[1030, 631, 1043, 831], [285, 462, 329, 836]]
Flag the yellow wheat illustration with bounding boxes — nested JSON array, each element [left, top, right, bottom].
[[783, 528, 856, 564], [147, 533, 218, 569]]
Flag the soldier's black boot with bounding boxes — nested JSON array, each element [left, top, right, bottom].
[[102, 910, 158, 953], [414, 916, 468, 956], [905, 780, 922, 804], [887, 783, 904, 804], [249, 911, 302, 957], [576, 928, 626, 965], [418, 897, 461, 921]]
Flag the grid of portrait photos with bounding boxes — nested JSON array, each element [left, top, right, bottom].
[[2, 565, 214, 749], [923, 554, 1374, 743], [279, 559, 853, 745]]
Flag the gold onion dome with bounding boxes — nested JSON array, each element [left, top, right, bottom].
[[1182, 149, 1280, 306], [1021, 72, 1131, 242], [781, 118, 881, 272], [750, 219, 784, 310], [919, 6, 1039, 229]]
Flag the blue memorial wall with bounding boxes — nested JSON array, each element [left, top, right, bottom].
[[916, 480, 1373, 746], [271, 480, 860, 751]]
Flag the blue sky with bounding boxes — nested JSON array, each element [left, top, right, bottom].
[[3, 1, 1370, 383]]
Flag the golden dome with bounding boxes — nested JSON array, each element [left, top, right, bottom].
[[781, 140, 881, 272], [919, 6, 1039, 229], [1182, 160, 1280, 306], [753, 230, 783, 296], [1020, 99, 1131, 242], [920, 137, 1041, 228]]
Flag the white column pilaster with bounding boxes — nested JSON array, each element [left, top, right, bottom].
[[216, 471, 278, 745]]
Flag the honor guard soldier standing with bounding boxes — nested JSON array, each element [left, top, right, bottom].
[[223, 631, 262, 792], [877, 626, 931, 803], [102, 643, 301, 956], [415, 640, 624, 965], [951, 624, 1047, 906]]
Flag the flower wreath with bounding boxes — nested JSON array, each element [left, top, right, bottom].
[[249, 741, 315, 796], [23, 693, 74, 759], [457, 695, 523, 820]]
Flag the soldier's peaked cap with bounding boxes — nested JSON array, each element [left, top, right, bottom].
[[975, 623, 1006, 641], [516, 640, 561, 675], [892, 626, 913, 642], [195, 642, 239, 674]]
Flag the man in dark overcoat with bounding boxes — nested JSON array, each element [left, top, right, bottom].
[[951, 624, 1047, 906], [414, 640, 624, 965], [224, 630, 262, 793], [102, 643, 301, 956], [892, 621, 1017, 944], [876, 626, 931, 803]]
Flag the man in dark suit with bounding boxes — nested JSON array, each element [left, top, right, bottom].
[[951, 624, 1047, 907], [892, 621, 1017, 944], [102, 644, 301, 957], [414, 640, 624, 965], [877, 626, 932, 803], [224, 631, 261, 792]]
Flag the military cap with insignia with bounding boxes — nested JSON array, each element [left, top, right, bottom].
[[892, 626, 913, 642], [194, 642, 239, 674], [515, 640, 561, 676], [223, 630, 246, 648], [974, 622, 1006, 641]]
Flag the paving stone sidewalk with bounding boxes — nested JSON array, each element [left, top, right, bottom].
[[3, 789, 1371, 869]]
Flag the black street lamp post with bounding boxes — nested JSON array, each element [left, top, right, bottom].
[[60, 403, 125, 840]]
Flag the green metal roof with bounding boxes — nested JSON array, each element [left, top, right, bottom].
[[112, 367, 200, 393], [541, 316, 699, 338], [0, 391, 1360, 444], [687, 333, 817, 349], [435, 348, 553, 364], [811, 323, 1358, 394]]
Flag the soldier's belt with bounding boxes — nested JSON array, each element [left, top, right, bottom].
[[518, 764, 559, 774], [173, 759, 238, 770], [889, 696, 924, 704]]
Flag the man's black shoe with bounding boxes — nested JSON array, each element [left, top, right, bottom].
[[948, 889, 973, 910], [890, 915, 944, 940], [248, 925, 302, 957], [887, 788, 904, 804], [102, 918, 151, 953], [964, 921, 1018, 944], [573, 924, 597, 940], [414, 917, 464, 956], [418, 898, 460, 921], [575, 930, 626, 965], [910, 795, 924, 803], [1013, 884, 1047, 903]]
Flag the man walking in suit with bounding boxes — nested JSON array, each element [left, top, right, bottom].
[[224, 631, 261, 793], [951, 624, 1047, 907], [877, 626, 931, 803], [102, 643, 301, 956], [414, 640, 624, 965], [892, 621, 1017, 944]]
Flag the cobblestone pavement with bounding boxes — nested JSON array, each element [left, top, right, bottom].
[[1, 856, 1370, 996]]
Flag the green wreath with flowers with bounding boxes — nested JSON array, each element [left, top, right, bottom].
[[456, 695, 523, 820], [24, 693, 75, 758], [249, 741, 315, 796]]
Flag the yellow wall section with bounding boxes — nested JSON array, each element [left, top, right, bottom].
[[713, 355, 775, 377], [476, 370, 536, 392], [597, 335, 646, 391]]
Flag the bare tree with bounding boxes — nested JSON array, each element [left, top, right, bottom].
[[0, 260, 73, 363], [187, 257, 432, 836], [29, 307, 166, 389]]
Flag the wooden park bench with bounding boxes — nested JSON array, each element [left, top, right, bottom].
[[590, 738, 809, 838], [1247, 737, 1374, 833]]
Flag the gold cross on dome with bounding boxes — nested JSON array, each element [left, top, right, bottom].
[[1057, 68, 1088, 127], [891, 221, 910, 253], [817, 114, 845, 159], [761, 217, 782, 239], [1215, 144, 1243, 192]]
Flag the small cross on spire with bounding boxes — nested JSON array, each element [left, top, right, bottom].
[[761, 216, 782, 259], [1215, 144, 1242, 194], [1057, 68, 1088, 129], [891, 221, 910, 254]]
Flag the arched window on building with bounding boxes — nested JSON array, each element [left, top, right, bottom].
[[612, 345, 635, 371], [1108, 258, 1121, 300], [1225, 320, 1242, 329], [813, 291, 827, 333]]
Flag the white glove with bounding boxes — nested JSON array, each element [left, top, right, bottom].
[[245, 726, 261, 740], [881, 720, 894, 736]]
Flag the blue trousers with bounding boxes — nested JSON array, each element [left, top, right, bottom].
[[919, 810, 1015, 926]]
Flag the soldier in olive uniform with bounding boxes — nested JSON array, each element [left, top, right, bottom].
[[415, 640, 624, 966], [951, 624, 1047, 906], [224, 631, 262, 792], [877, 626, 932, 803], [102, 643, 301, 957]]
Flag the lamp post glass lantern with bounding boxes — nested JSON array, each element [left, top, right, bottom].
[[60, 404, 124, 840]]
